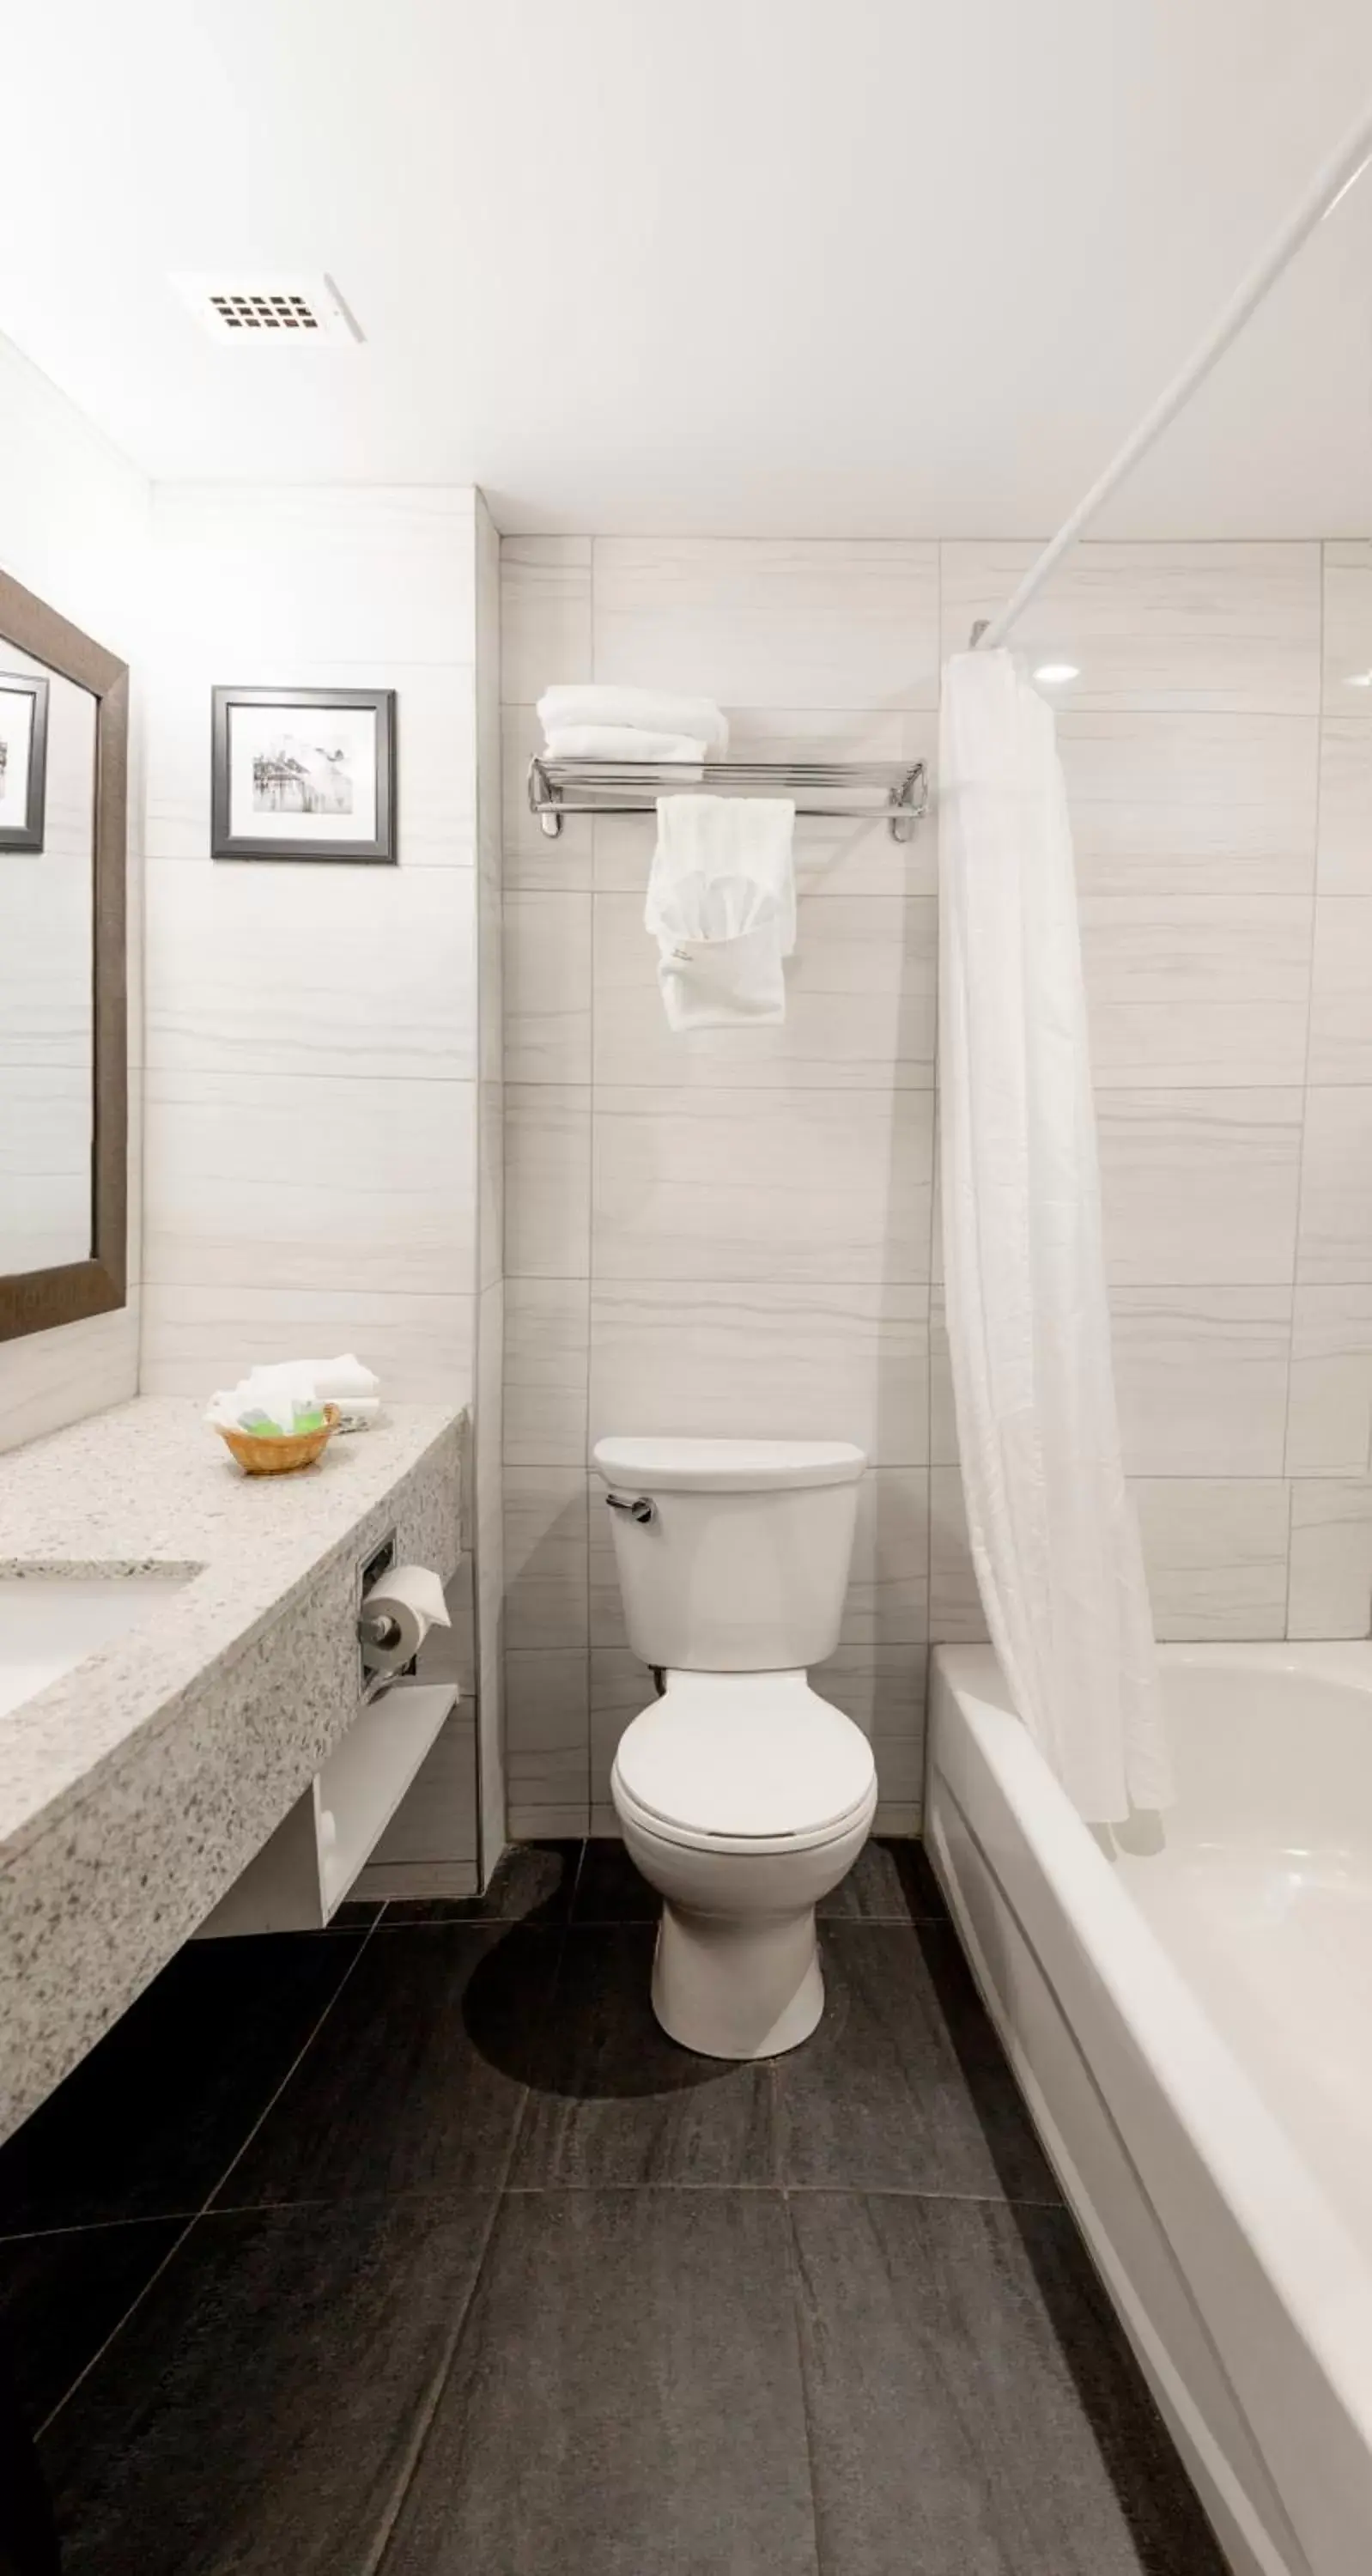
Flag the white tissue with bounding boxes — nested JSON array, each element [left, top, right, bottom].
[[206, 1362, 323, 1436]]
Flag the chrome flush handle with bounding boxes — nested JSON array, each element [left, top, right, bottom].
[[605, 1492, 655, 1525]]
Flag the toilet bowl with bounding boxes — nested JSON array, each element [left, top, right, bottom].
[[593, 1434, 876, 2060]]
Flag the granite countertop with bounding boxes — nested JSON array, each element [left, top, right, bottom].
[[0, 1396, 463, 1873]]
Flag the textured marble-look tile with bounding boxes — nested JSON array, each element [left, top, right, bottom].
[[384, 1840, 581, 1926], [502, 1277, 589, 1467], [500, 535, 592, 708], [943, 542, 1321, 713], [1315, 720, 1372, 892], [145, 859, 477, 1083], [40, 2197, 495, 2576], [817, 1836, 949, 1922], [504, 1084, 591, 1278], [215, 1928, 558, 2206], [1108, 1287, 1292, 1477], [503, 890, 592, 1085], [1308, 896, 1372, 1081], [379, 2190, 819, 2575], [814, 1647, 926, 1817], [928, 1466, 989, 1643], [1080, 895, 1311, 1086], [1057, 713, 1318, 895], [775, 1925, 1057, 2199], [839, 1467, 931, 1647], [503, 1467, 589, 1649], [0, 1298, 139, 1460], [1297, 1088, 1372, 1283], [0, 1933, 362, 2233], [511, 1929, 775, 2186], [138, 1283, 475, 1406], [1288, 1287, 1372, 1475], [592, 1085, 933, 1285], [143, 1068, 476, 1295], [1321, 540, 1372, 704], [505, 1649, 590, 1835], [0, 2219, 181, 2432], [593, 536, 940, 710], [477, 1072, 503, 1289], [1288, 1480, 1372, 1636], [571, 1837, 659, 1922], [589, 1648, 654, 1811], [1097, 1089, 1302, 1285], [790, 2192, 1225, 2576], [1132, 1479, 1290, 1639], [153, 486, 477, 665], [501, 706, 594, 891], [592, 889, 937, 1090], [589, 1279, 930, 1464]]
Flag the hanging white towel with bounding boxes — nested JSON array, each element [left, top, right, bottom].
[[544, 725, 708, 762], [537, 684, 729, 755], [646, 795, 795, 1030]]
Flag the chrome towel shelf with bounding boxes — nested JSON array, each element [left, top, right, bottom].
[[528, 754, 927, 843]]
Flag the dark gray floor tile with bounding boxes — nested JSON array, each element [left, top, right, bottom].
[[331, 1899, 388, 1925], [0, 2221, 182, 2431], [774, 1925, 1059, 2200], [818, 1836, 949, 1921], [382, 2190, 818, 2575], [40, 2197, 495, 2576], [0, 1933, 364, 2233], [510, 1928, 776, 2187], [570, 1838, 660, 1922], [788, 2193, 1223, 2575], [384, 1841, 580, 1926], [216, 1925, 560, 2205]]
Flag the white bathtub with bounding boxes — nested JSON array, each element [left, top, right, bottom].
[[926, 1642, 1372, 2576]]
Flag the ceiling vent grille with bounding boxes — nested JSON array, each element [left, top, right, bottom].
[[172, 274, 363, 344]]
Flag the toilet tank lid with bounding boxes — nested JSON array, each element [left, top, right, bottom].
[[592, 1436, 866, 1493]]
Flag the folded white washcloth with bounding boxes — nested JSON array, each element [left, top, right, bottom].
[[646, 795, 796, 1031], [537, 685, 729, 756], [544, 725, 709, 763], [297, 1352, 380, 1401]]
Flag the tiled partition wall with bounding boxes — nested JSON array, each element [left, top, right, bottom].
[[140, 483, 504, 1888], [501, 533, 1372, 1838], [0, 335, 149, 1453]]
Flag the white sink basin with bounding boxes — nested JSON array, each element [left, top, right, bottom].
[[0, 1576, 194, 1722]]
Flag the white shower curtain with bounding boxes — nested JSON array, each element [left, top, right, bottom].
[[938, 647, 1172, 1823]]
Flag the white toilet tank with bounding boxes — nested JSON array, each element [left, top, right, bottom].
[[592, 1436, 865, 1672]]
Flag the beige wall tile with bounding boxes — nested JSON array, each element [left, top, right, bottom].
[[592, 1085, 933, 1285], [1308, 898, 1372, 1082], [500, 536, 592, 708], [503, 891, 592, 1085], [1297, 1088, 1372, 1284], [504, 1085, 591, 1278], [1289, 1288, 1372, 1476], [503, 1467, 589, 1650], [1081, 896, 1310, 1087], [503, 1278, 590, 1467], [1132, 1479, 1290, 1639], [592, 538, 940, 709], [505, 1647, 589, 1835], [943, 542, 1320, 713], [1097, 1088, 1302, 1285], [1109, 1288, 1291, 1476], [1288, 1480, 1372, 1636]]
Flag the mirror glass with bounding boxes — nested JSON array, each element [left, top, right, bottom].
[[0, 640, 96, 1275]]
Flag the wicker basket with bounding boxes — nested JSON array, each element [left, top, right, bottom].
[[215, 1403, 341, 1477]]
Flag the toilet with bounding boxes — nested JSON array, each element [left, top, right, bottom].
[[593, 1434, 877, 2060]]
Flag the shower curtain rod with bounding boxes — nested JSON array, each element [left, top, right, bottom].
[[973, 92, 1372, 653]]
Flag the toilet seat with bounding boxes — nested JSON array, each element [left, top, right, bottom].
[[611, 1670, 877, 1854]]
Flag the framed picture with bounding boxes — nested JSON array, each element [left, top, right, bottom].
[[0, 672, 49, 852], [211, 686, 397, 862]]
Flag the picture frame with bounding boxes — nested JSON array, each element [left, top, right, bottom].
[[0, 671, 49, 852], [210, 685, 397, 863]]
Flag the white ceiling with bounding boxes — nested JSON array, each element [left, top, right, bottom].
[[5, 0, 1372, 534]]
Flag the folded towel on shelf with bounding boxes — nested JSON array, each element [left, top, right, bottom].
[[537, 684, 729, 756], [646, 794, 796, 1031], [544, 725, 709, 763]]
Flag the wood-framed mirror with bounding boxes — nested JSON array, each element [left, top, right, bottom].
[[0, 566, 127, 1342]]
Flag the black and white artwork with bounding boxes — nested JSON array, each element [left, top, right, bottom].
[[0, 673, 49, 852], [211, 687, 397, 861]]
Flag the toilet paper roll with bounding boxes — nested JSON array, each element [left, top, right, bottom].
[[360, 1564, 451, 1677]]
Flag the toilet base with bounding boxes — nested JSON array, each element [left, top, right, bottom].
[[650, 1899, 826, 2060]]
